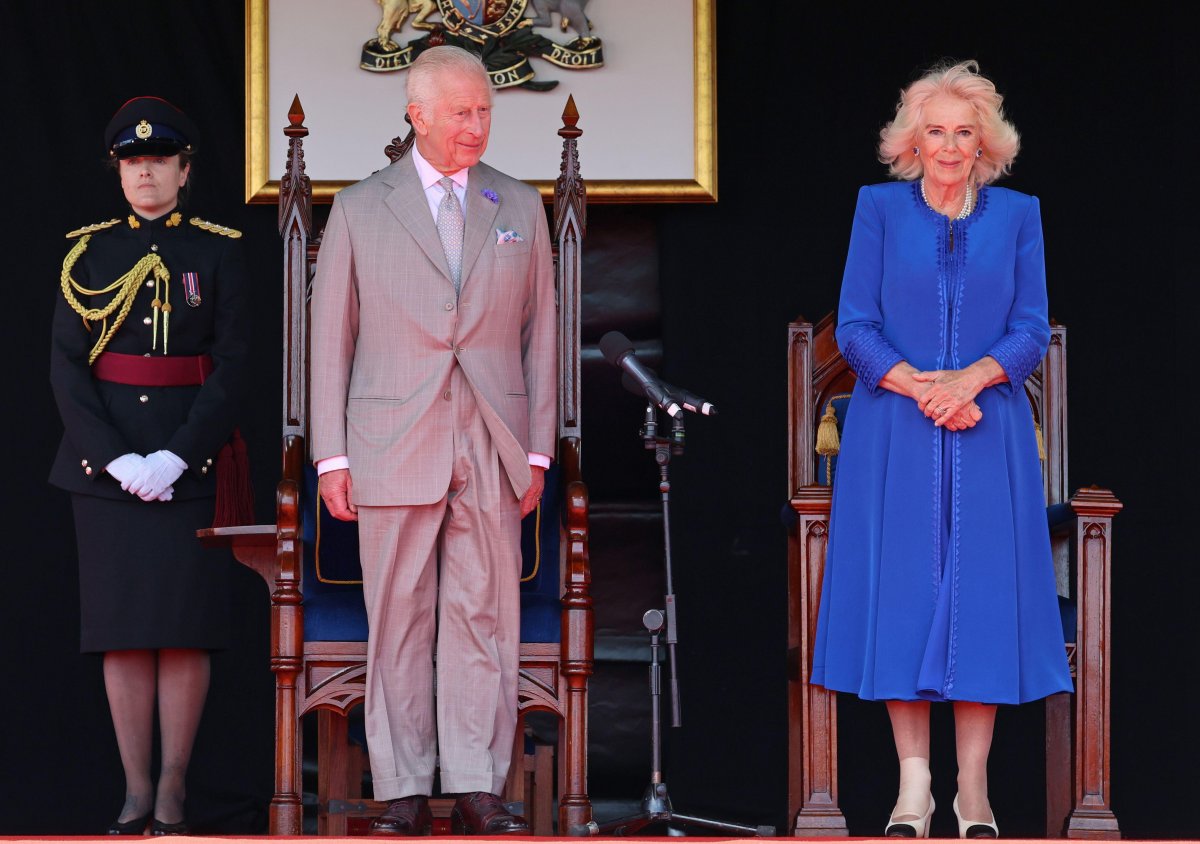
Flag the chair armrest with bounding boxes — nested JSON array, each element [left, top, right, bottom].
[[1049, 486, 1123, 540], [198, 523, 277, 590], [195, 472, 303, 599], [559, 435, 589, 591], [557, 435, 591, 665], [1067, 485, 1123, 519], [790, 484, 833, 518]]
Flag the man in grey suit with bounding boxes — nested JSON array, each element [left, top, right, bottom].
[[310, 46, 556, 836]]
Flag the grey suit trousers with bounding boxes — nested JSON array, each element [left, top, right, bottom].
[[356, 365, 522, 799]]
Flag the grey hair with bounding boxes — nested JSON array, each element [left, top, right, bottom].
[[406, 46, 491, 113]]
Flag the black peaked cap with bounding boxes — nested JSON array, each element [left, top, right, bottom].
[[104, 96, 198, 158]]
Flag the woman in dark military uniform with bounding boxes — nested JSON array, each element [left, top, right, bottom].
[[48, 97, 252, 836]]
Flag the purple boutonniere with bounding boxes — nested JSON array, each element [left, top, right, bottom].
[[481, 188, 499, 204]]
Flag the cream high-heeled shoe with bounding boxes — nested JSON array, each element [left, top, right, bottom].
[[885, 794, 934, 838], [953, 793, 998, 838]]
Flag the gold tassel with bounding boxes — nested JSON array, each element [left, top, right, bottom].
[[1035, 422, 1046, 462], [816, 402, 841, 457]]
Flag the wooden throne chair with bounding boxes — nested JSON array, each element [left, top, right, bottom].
[[200, 96, 593, 836], [785, 313, 1121, 839]]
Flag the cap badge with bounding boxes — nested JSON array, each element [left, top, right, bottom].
[[135, 120, 153, 139]]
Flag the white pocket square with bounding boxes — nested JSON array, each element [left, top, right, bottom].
[[496, 228, 524, 244]]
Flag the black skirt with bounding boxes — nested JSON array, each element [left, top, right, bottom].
[[72, 493, 231, 653]]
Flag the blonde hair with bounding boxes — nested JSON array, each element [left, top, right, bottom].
[[406, 45, 491, 114], [879, 60, 1020, 185]]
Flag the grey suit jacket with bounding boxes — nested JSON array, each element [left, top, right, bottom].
[[309, 154, 557, 505]]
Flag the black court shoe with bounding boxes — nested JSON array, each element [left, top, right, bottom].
[[107, 813, 151, 835], [151, 818, 190, 836]]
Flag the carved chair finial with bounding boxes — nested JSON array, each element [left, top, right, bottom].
[[562, 95, 579, 129], [288, 94, 305, 127]]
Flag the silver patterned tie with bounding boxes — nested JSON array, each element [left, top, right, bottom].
[[436, 176, 464, 294]]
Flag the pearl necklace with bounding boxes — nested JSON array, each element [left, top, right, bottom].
[[920, 178, 974, 220]]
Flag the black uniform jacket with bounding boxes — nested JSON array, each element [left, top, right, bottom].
[[49, 209, 252, 500]]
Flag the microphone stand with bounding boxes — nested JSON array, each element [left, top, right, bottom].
[[579, 403, 775, 838]]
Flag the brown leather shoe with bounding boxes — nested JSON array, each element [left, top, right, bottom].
[[450, 791, 530, 835], [369, 796, 433, 836]]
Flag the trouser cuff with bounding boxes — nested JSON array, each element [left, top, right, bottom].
[[440, 770, 508, 796], [372, 773, 434, 802]]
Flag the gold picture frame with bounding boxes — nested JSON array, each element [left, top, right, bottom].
[[244, 0, 716, 204]]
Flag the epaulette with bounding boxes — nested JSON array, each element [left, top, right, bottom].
[[65, 218, 121, 239], [189, 217, 242, 239]]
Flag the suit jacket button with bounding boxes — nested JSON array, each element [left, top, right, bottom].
[[150, 244, 159, 252], [201, 465, 208, 475], [84, 466, 93, 476], [444, 302, 454, 311], [139, 394, 149, 403], [81, 459, 88, 467], [143, 316, 153, 325], [444, 390, 452, 400]]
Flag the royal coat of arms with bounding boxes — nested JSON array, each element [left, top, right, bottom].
[[360, 0, 603, 91]]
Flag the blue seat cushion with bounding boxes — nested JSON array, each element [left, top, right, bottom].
[[519, 463, 562, 642], [302, 464, 363, 583], [300, 464, 562, 643]]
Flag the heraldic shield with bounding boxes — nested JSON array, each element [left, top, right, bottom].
[[361, 0, 603, 91]]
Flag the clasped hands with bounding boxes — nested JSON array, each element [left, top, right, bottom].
[[910, 366, 988, 431], [882, 359, 999, 431], [105, 450, 187, 501]]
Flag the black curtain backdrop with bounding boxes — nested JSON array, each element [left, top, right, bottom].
[[1, 2, 1194, 837]]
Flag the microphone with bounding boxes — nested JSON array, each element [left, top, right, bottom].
[[598, 331, 682, 419], [621, 372, 717, 416]]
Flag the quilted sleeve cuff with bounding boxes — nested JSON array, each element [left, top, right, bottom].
[[840, 326, 904, 395], [987, 329, 1043, 392]]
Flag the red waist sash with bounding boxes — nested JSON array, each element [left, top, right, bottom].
[[93, 352, 214, 386]]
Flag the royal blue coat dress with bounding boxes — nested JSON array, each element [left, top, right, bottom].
[[810, 181, 1073, 704]]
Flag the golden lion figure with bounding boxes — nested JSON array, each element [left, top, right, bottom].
[[376, 0, 438, 47]]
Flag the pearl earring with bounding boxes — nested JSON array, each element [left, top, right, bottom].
[[913, 147, 920, 156], [976, 148, 983, 158]]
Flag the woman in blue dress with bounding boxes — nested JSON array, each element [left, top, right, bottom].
[[811, 61, 1072, 838]]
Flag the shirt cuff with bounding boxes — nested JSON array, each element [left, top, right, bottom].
[[317, 455, 350, 475], [528, 452, 552, 469]]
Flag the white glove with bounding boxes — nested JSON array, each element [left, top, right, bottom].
[[105, 453, 146, 489], [126, 450, 187, 502]]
